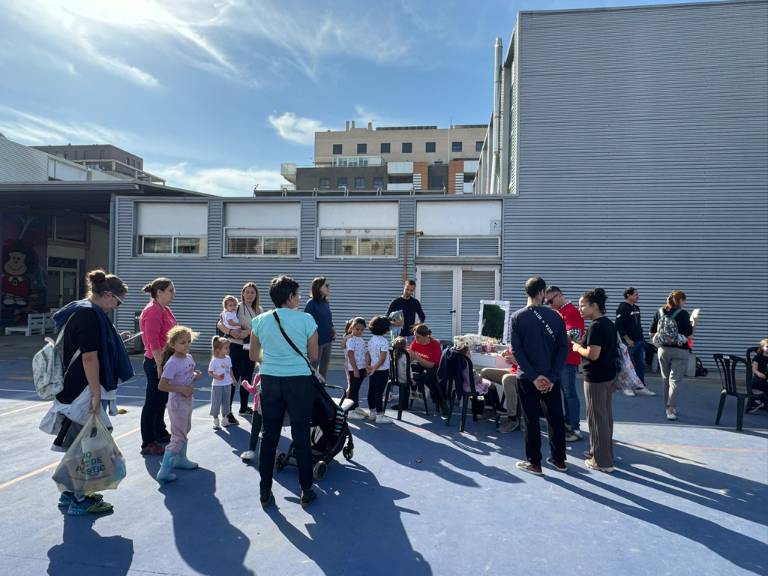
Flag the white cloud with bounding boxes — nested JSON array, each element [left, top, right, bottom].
[[268, 112, 329, 146], [0, 105, 130, 146], [146, 162, 287, 196], [353, 105, 406, 128]]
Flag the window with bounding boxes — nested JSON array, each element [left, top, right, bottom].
[[380, 143, 391, 154], [372, 176, 384, 189], [475, 140, 483, 152], [337, 177, 348, 189], [223, 202, 300, 257], [402, 142, 412, 153], [357, 143, 367, 154], [319, 229, 397, 257], [319, 178, 330, 189], [49, 216, 87, 243], [354, 177, 366, 189], [425, 142, 436, 153], [452, 141, 463, 152], [332, 144, 342, 155], [137, 202, 208, 256]]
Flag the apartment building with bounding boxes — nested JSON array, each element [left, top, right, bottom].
[[34, 144, 164, 184], [282, 122, 485, 194]]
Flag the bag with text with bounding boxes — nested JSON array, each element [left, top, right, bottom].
[[52, 414, 126, 494]]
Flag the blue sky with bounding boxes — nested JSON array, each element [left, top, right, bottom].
[[0, 0, 700, 195]]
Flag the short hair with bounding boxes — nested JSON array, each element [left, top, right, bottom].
[[546, 285, 561, 295], [412, 323, 431, 337], [369, 315, 391, 336], [524, 276, 547, 298], [392, 337, 407, 350], [310, 276, 327, 301], [269, 275, 300, 308], [405, 279, 416, 286], [759, 338, 768, 350], [222, 295, 238, 309], [624, 287, 637, 299], [581, 288, 608, 313]]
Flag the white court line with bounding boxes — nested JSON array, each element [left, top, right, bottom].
[[0, 403, 48, 417]]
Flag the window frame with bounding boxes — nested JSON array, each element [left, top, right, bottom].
[[425, 142, 436, 153], [380, 142, 391, 154], [319, 177, 331, 189], [332, 144, 343, 155], [402, 142, 412, 154], [356, 143, 367, 154], [317, 228, 398, 259], [137, 235, 208, 257], [354, 176, 366, 190], [222, 227, 300, 258], [452, 141, 463, 153]]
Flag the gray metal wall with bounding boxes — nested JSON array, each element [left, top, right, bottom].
[[501, 0, 768, 364]]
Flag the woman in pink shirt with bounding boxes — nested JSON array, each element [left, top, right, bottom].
[[139, 277, 177, 455]]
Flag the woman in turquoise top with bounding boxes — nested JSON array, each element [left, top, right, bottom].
[[249, 275, 319, 508]]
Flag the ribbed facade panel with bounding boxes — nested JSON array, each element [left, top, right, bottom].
[[501, 1, 768, 365]]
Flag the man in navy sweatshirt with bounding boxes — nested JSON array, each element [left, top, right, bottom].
[[510, 276, 569, 475]]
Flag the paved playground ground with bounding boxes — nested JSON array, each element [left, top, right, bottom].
[[0, 337, 766, 576]]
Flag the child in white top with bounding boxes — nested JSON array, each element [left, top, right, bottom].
[[220, 295, 245, 339], [344, 317, 369, 420], [366, 315, 392, 424], [208, 336, 236, 429]]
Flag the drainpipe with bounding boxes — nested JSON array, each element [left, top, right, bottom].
[[402, 230, 424, 283], [490, 37, 502, 194]]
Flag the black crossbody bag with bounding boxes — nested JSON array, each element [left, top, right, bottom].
[[272, 310, 326, 385]]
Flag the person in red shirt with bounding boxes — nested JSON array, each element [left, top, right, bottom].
[[546, 286, 585, 442], [408, 323, 447, 413]]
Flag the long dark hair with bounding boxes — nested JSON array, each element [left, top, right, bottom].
[[581, 288, 608, 314], [241, 282, 262, 313], [310, 276, 327, 301]]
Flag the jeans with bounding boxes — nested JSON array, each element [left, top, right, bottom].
[[517, 378, 567, 466], [628, 340, 646, 384], [560, 364, 581, 431], [140, 357, 169, 447], [259, 374, 314, 493], [658, 346, 689, 409]]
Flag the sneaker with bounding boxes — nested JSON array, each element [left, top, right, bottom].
[[515, 461, 543, 476], [300, 489, 317, 508], [584, 458, 614, 473], [635, 387, 656, 396], [583, 450, 593, 459], [240, 450, 256, 461], [565, 430, 583, 442], [213, 417, 221, 430], [623, 388, 636, 397], [368, 409, 377, 421], [140, 442, 165, 456], [666, 409, 678, 421], [239, 407, 254, 415], [225, 413, 239, 426], [58, 491, 104, 508], [498, 418, 519, 433], [260, 490, 275, 509], [375, 414, 393, 424], [348, 410, 366, 420], [746, 400, 765, 415], [546, 457, 568, 472], [67, 495, 114, 516]]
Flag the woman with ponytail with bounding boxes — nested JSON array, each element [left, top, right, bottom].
[[139, 277, 177, 455], [572, 288, 619, 473]]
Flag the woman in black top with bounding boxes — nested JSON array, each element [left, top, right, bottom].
[[572, 288, 618, 473], [649, 290, 695, 421]]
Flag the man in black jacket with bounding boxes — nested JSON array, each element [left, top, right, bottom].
[[615, 287, 646, 385]]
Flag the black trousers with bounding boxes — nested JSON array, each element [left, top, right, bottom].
[[229, 342, 254, 413], [140, 357, 169, 447], [346, 369, 367, 408], [517, 378, 567, 465], [368, 370, 388, 413], [259, 375, 314, 493], [248, 412, 263, 452], [413, 365, 445, 408]]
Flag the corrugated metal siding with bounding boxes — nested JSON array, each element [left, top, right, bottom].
[[419, 270, 455, 339], [460, 270, 497, 334], [418, 237, 457, 257], [458, 237, 500, 257], [501, 1, 768, 365], [0, 136, 49, 181]]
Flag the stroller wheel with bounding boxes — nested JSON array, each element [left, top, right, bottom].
[[313, 460, 328, 480], [275, 453, 287, 471], [342, 445, 354, 461]]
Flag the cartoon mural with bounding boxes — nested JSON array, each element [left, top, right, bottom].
[[1, 214, 47, 325]]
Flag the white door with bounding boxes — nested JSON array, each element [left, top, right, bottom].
[[416, 266, 499, 340]]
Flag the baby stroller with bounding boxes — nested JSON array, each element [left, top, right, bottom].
[[276, 381, 355, 481]]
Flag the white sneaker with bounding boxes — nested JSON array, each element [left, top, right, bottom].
[[348, 410, 365, 420], [565, 430, 583, 442], [623, 389, 636, 397], [368, 409, 378, 421], [240, 450, 256, 461], [635, 387, 656, 396], [213, 417, 221, 429], [375, 414, 393, 424], [666, 409, 678, 421]]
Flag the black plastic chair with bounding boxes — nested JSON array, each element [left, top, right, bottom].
[[713, 354, 764, 431], [384, 349, 429, 419], [444, 354, 479, 432]]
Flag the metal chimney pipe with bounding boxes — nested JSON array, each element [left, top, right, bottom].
[[490, 37, 502, 194]]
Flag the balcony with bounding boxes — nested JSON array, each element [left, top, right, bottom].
[[387, 182, 414, 192], [79, 160, 165, 184], [463, 160, 479, 174], [387, 161, 413, 175], [280, 163, 297, 183]]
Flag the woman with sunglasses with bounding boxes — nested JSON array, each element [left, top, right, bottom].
[[139, 277, 177, 455]]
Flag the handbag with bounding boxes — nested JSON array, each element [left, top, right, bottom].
[[271, 310, 326, 385]]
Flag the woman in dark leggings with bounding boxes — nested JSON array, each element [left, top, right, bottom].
[[139, 277, 177, 455], [218, 282, 262, 423]]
